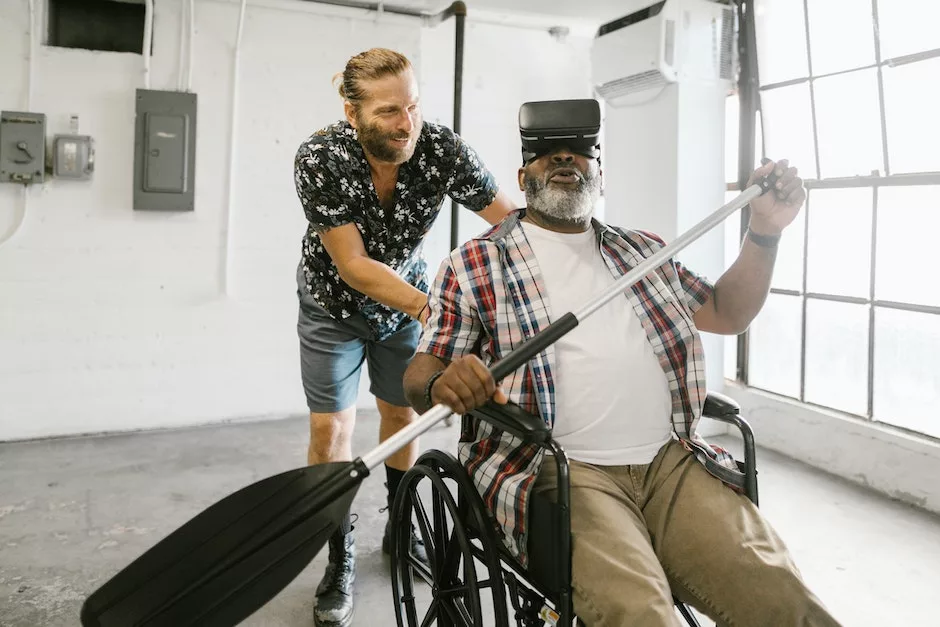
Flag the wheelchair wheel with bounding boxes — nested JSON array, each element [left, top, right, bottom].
[[391, 450, 509, 627]]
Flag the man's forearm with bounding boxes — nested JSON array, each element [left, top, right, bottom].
[[711, 229, 778, 333], [403, 353, 448, 412], [340, 256, 428, 319]]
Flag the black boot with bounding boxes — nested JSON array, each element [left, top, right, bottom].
[[383, 478, 430, 569], [383, 515, 430, 568], [314, 527, 355, 627]]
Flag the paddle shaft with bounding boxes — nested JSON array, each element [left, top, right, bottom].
[[361, 180, 767, 471]]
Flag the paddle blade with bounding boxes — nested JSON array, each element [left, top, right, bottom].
[[80, 460, 365, 627]]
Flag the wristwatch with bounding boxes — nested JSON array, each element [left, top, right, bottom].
[[424, 370, 445, 409], [746, 228, 781, 248]]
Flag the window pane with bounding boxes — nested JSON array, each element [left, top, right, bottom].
[[883, 57, 940, 174], [748, 293, 802, 398], [724, 334, 738, 381], [755, 0, 810, 84], [874, 307, 940, 438], [804, 299, 870, 416], [877, 0, 940, 61], [807, 0, 876, 75], [813, 68, 884, 178], [875, 186, 940, 307], [806, 188, 873, 298], [761, 83, 817, 179]]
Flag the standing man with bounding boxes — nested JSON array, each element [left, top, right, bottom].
[[293, 48, 516, 627]]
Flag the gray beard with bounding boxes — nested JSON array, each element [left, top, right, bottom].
[[524, 170, 601, 226]]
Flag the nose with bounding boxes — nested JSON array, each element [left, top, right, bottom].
[[399, 109, 415, 134], [550, 148, 575, 163]]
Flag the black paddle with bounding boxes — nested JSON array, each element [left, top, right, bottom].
[[80, 175, 776, 626]]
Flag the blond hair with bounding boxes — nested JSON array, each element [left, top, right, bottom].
[[332, 48, 413, 111]]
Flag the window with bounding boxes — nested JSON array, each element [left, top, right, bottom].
[[740, 0, 940, 439], [48, 0, 148, 55]]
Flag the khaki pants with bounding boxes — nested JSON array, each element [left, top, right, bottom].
[[532, 440, 841, 627]]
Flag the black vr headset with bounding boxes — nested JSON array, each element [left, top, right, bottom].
[[519, 98, 602, 165]]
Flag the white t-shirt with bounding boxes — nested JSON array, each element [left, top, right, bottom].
[[520, 220, 673, 465]]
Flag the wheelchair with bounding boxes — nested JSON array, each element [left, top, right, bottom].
[[389, 391, 758, 627]]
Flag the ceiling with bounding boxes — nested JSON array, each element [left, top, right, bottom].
[[386, 0, 653, 27]]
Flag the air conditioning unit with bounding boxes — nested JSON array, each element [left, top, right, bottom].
[[591, 0, 735, 107]]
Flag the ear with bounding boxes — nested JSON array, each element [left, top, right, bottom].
[[343, 101, 358, 128], [517, 167, 525, 192]]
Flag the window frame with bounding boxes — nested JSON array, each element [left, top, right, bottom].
[[732, 0, 940, 438]]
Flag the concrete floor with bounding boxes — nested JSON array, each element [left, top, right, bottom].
[[1, 413, 939, 627]]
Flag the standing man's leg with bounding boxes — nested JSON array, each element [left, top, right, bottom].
[[298, 294, 367, 627], [308, 408, 357, 465], [376, 397, 417, 509], [367, 320, 429, 565]]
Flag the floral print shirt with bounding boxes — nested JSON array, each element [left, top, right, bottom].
[[294, 120, 499, 340]]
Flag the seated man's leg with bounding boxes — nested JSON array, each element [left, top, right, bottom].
[[642, 440, 841, 627], [533, 459, 684, 627]]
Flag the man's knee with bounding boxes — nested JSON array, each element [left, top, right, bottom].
[[572, 577, 681, 627], [571, 530, 681, 627], [377, 402, 416, 430], [723, 561, 840, 626], [761, 570, 839, 626], [310, 407, 356, 463], [310, 408, 354, 428]]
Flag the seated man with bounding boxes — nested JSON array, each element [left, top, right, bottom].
[[403, 100, 841, 626]]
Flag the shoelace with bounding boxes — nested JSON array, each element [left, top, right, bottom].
[[322, 512, 359, 594], [321, 558, 354, 595]]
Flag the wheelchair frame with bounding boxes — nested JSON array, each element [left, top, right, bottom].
[[390, 391, 757, 627]]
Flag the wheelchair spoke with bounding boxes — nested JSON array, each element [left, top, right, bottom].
[[439, 593, 466, 625], [432, 487, 450, 576], [438, 583, 471, 597], [407, 553, 434, 586], [419, 598, 439, 627], [453, 596, 475, 626], [411, 490, 437, 576], [441, 523, 463, 581]]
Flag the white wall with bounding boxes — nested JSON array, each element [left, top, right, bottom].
[[725, 384, 940, 516], [0, 0, 593, 441]]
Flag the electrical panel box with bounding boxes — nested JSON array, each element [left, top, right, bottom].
[[0, 111, 46, 185], [53, 134, 95, 180], [134, 89, 197, 211]]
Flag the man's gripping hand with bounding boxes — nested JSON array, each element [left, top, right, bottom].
[[431, 355, 508, 415]]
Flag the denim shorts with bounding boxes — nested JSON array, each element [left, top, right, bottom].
[[296, 287, 420, 413]]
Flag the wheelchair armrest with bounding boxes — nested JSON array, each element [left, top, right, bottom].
[[468, 400, 550, 444], [703, 391, 741, 418], [702, 391, 759, 506]]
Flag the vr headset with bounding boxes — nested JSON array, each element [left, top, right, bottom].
[[519, 98, 602, 165]]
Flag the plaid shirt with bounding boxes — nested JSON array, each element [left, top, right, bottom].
[[417, 210, 742, 565]]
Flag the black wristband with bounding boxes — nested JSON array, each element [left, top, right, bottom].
[[423, 370, 445, 409], [415, 302, 429, 321], [746, 228, 781, 248]]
